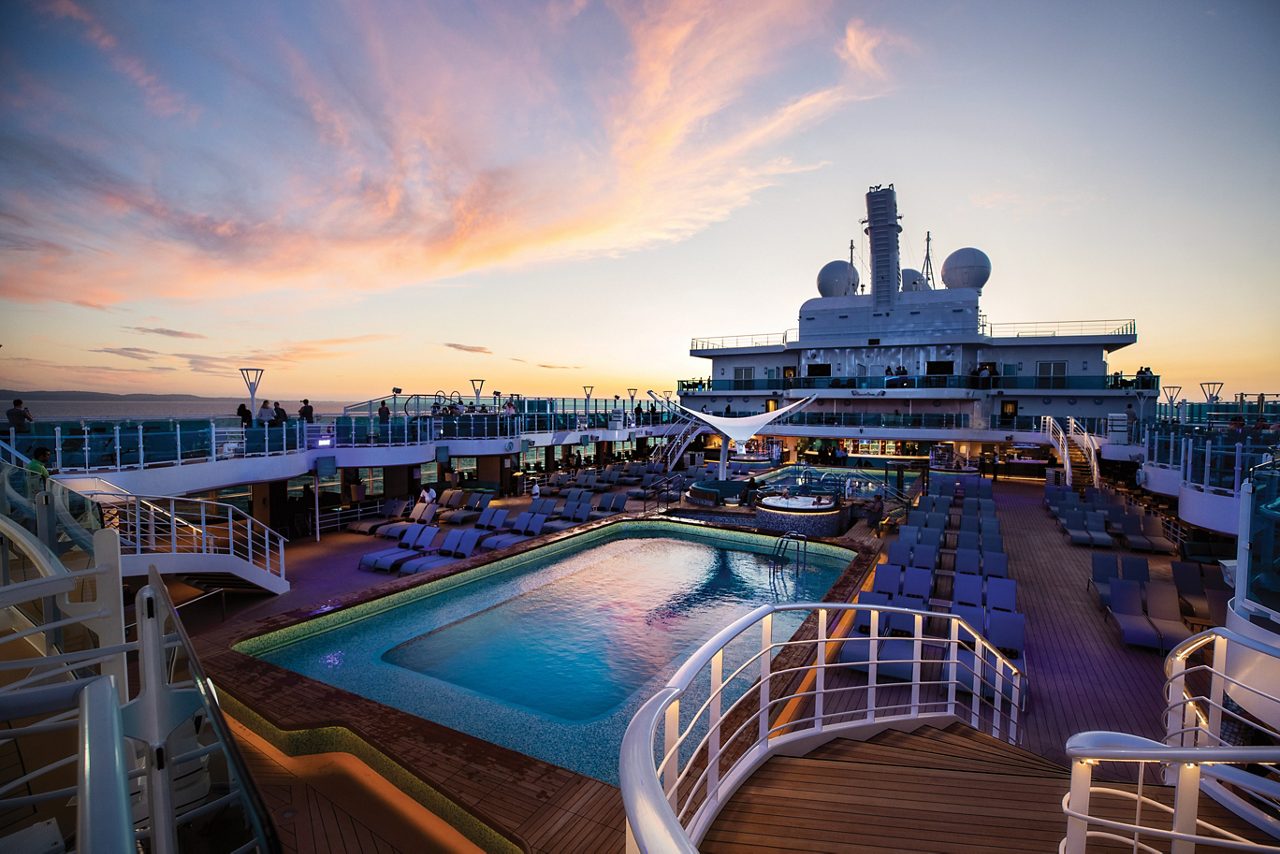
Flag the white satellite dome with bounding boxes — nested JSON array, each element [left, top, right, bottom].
[[901, 268, 928, 292], [941, 247, 992, 290], [816, 260, 858, 297]]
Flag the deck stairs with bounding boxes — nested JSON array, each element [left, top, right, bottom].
[[649, 405, 708, 473], [701, 722, 1266, 852], [1066, 442, 1094, 491]]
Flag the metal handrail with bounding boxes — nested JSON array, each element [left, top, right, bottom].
[[1067, 417, 1102, 489], [621, 602, 1025, 852], [1042, 416, 1072, 488]]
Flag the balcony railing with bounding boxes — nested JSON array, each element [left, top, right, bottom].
[[983, 318, 1136, 338], [689, 332, 790, 351], [1144, 426, 1275, 494], [678, 374, 1158, 394]]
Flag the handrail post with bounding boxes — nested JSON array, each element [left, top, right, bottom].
[[663, 700, 680, 808], [114, 425, 121, 470], [910, 612, 922, 717], [947, 619, 959, 717], [1202, 439, 1212, 487], [137, 424, 144, 470], [175, 422, 182, 466], [814, 609, 827, 733], [1170, 761, 1201, 854], [1208, 634, 1226, 738], [83, 424, 90, 470], [707, 650, 723, 809], [758, 613, 772, 742], [1233, 442, 1243, 493], [1166, 653, 1189, 747], [1064, 759, 1093, 853], [867, 611, 878, 722], [54, 425, 63, 470]]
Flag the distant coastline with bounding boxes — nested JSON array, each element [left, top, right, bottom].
[[0, 389, 210, 402]]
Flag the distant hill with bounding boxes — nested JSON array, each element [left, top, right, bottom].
[[0, 389, 212, 401]]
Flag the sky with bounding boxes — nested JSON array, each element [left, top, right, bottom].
[[1, 0, 1277, 404]]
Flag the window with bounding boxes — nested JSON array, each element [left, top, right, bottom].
[[1036, 360, 1067, 389], [733, 367, 755, 390]]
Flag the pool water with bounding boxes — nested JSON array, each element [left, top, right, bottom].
[[250, 526, 852, 783], [761, 464, 918, 496]]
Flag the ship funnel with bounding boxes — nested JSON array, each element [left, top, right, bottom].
[[864, 184, 901, 309]]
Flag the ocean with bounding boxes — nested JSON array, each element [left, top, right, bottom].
[[19, 399, 354, 421]]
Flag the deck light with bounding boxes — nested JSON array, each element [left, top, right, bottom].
[[239, 367, 264, 415], [471, 378, 485, 404], [1163, 385, 1181, 407]]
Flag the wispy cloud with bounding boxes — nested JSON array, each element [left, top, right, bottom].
[[537, 363, 581, 370], [0, 3, 902, 309], [39, 0, 198, 119], [124, 326, 207, 339], [444, 342, 492, 354], [89, 346, 160, 361]]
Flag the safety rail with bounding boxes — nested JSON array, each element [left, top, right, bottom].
[[1143, 428, 1273, 497], [1067, 417, 1102, 490], [647, 396, 707, 473], [641, 473, 686, 513], [620, 602, 1025, 852], [983, 318, 1137, 338], [1061, 733, 1280, 852], [83, 490, 288, 588], [677, 372, 1155, 393], [689, 332, 790, 351], [770, 532, 809, 573], [0, 523, 279, 851], [1042, 416, 1072, 489]]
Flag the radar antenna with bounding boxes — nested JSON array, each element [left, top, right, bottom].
[[921, 231, 936, 290]]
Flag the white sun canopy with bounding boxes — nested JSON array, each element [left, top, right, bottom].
[[670, 395, 816, 445]]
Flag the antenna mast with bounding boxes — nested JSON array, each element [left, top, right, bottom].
[[921, 230, 936, 289]]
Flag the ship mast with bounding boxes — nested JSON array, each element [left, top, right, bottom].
[[921, 230, 936, 290]]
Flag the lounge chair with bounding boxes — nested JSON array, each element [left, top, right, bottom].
[[444, 493, 492, 526], [1120, 555, 1150, 589], [959, 516, 980, 535], [360, 525, 440, 572], [1063, 511, 1092, 547], [1146, 581, 1193, 652], [1206, 588, 1230, 627], [897, 525, 920, 545], [1084, 512, 1115, 548], [399, 528, 485, 574], [472, 505, 499, 530], [589, 492, 625, 519], [955, 548, 982, 576], [873, 564, 904, 597], [987, 577, 1017, 613], [543, 502, 591, 532], [919, 528, 943, 551], [1117, 515, 1155, 551], [980, 534, 1005, 554], [347, 499, 408, 534], [476, 507, 508, 531], [1107, 579, 1161, 649], [901, 567, 933, 606], [1089, 554, 1118, 607], [484, 514, 548, 550], [910, 545, 937, 571], [1171, 561, 1209, 619], [377, 502, 437, 539], [837, 592, 891, 667], [956, 610, 1025, 704], [886, 540, 912, 567], [950, 602, 986, 637], [956, 531, 980, 552], [982, 552, 1009, 578], [953, 573, 983, 608], [1141, 516, 1177, 552]]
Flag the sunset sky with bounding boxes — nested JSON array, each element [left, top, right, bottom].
[[1, 0, 1276, 403]]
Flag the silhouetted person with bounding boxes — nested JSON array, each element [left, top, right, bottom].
[[237, 403, 252, 427], [6, 399, 33, 433], [298, 399, 315, 423]]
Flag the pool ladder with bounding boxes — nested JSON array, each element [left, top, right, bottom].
[[771, 531, 809, 574]]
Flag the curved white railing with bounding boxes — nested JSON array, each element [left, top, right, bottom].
[[1060, 628, 1280, 850], [620, 602, 1026, 852], [1067, 417, 1101, 490], [85, 490, 288, 584], [1061, 732, 1280, 852], [1042, 416, 1072, 488]]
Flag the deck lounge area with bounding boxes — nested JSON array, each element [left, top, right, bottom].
[[190, 476, 1223, 852]]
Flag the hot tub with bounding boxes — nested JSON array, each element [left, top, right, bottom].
[[755, 495, 845, 536]]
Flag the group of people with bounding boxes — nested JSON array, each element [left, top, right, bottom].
[[1111, 367, 1157, 390], [236, 399, 315, 428]]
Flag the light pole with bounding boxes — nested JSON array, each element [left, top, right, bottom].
[[1200, 382, 1223, 404], [1162, 385, 1181, 423], [470, 378, 485, 407], [583, 385, 593, 420], [627, 387, 638, 426], [239, 368, 264, 419]]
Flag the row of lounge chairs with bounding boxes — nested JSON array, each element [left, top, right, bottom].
[[1046, 485, 1176, 552], [887, 532, 1005, 571], [928, 475, 994, 500], [1106, 579, 1193, 652], [873, 563, 1021, 616]]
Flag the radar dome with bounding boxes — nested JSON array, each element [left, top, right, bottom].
[[816, 260, 858, 297], [901, 268, 928, 292], [941, 248, 991, 290]]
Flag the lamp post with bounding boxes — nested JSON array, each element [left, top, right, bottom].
[[627, 387, 638, 426], [239, 368, 264, 419], [470, 378, 485, 406], [583, 385, 593, 419], [1200, 382, 1223, 404]]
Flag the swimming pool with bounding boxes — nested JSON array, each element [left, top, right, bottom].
[[760, 464, 918, 496], [239, 520, 854, 784]]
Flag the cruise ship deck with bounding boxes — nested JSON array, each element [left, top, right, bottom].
[[183, 475, 1235, 852]]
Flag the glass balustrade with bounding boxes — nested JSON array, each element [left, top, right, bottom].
[[1244, 458, 1280, 623], [677, 374, 1157, 393]]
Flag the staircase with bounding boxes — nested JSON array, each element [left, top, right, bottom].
[[700, 722, 1267, 852], [1066, 442, 1094, 492]]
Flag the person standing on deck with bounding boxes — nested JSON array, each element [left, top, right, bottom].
[[256, 401, 272, 426], [298, 399, 315, 423], [6, 399, 33, 434]]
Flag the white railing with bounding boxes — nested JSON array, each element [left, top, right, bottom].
[[1067, 417, 1102, 490], [1061, 734, 1280, 852], [1060, 627, 1280, 850], [84, 490, 288, 584], [620, 602, 1026, 852], [1043, 415, 1072, 488], [0, 525, 278, 851]]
